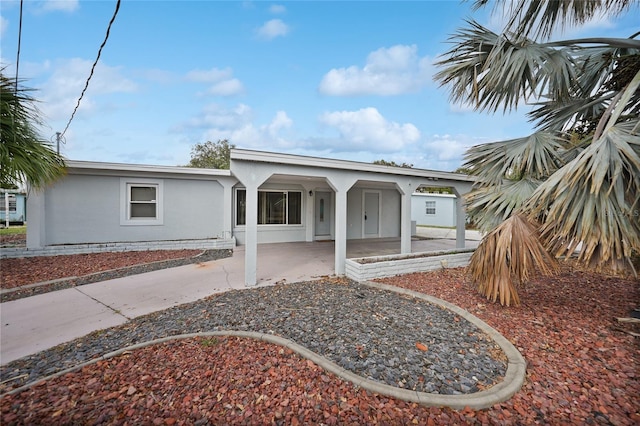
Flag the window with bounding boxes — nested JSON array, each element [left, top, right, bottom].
[[120, 178, 163, 225], [130, 185, 157, 218], [236, 189, 302, 225], [0, 194, 17, 212], [425, 200, 436, 215]]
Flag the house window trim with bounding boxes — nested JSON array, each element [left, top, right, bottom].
[[425, 200, 436, 215], [120, 178, 164, 226], [0, 194, 17, 212], [235, 188, 303, 227]]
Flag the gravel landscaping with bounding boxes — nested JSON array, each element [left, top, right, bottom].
[[1, 251, 638, 424]]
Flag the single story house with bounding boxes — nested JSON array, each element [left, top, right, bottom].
[[26, 149, 475, 286], [1, 189, 27, 226]]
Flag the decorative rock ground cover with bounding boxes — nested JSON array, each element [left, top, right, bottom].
[[0, 252, 638, 425]]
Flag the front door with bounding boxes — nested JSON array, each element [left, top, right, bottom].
[[363, 191, 380, 238], [315, 191, 331, 238]]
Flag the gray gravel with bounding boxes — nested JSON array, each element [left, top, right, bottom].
[[0, 280, 506, 395]]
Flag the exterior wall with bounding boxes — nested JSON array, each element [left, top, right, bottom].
[[346, 187, 400, 239], [411, 193, 456, 228], [0, 192, 27, 224], [41, 174, 226, 245]]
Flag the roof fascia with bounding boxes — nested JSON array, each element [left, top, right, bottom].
[[231, 149, 474, 182], [65, 160, 232, 178]]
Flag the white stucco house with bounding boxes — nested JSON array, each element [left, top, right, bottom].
[[26, 149, 475, 286]]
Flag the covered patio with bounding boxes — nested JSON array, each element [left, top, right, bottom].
[[247, 229, 482, 286], [231, 149, 476, 287]]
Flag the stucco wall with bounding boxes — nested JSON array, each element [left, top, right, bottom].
[[42, 174, 226, 245], [411, 193, 457, 227], [346, 187, 400, 239]]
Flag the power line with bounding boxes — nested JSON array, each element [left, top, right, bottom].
[[11, 0, 24, 150], [60, 0, 121, 138], [14, 0, 23, 92]]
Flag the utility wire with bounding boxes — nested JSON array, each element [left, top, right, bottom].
[[60, 0, 121, 138], [12, 0, 24, 151], [14, 0, 23, 92]]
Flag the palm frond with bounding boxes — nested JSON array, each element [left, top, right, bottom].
[[466, 177, 541, 233], [477, 0, 634, 41], [466, 213, 559, 306], [0, 72, 66, 188], [525, 120, 640, 273], [463, 131, 568, 184], [434, 20, 576, 113]]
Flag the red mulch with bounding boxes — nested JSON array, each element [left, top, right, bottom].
[[0, 250, 202, 289], [1, 265, 639, 424]]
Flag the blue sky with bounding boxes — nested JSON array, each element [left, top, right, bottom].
[[1, 1, 637, 171]]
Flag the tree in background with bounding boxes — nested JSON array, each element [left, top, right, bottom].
[[186, 139, 235, 170], [372, 159, 413, 168], [0, 72, 66, 189], [435, 0, 639, 305], [373, 159, 457, 193]]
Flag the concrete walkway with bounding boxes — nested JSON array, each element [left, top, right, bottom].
[[1, 229, 481, 365]]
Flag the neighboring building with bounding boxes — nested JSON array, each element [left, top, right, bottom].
[[26, 149, 475, 286], [1, 190, 27, 226], [411, 193, 457, 228]]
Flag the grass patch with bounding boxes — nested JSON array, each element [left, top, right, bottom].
[[0, 226, 26, 236], [200, 337, 219, 347]]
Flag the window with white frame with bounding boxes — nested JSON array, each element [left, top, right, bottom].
[[0, 194, 17, 212], [120, 178, 163, 225], [425, 200, 436, 215], [236, 189, 302, 225]]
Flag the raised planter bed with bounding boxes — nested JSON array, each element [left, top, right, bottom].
[[346, 248, 475, 281]]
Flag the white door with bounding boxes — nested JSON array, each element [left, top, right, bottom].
[[363, 191, 380, 238], [315, 191, 331, 237]]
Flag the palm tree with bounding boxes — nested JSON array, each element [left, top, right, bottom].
[[1, 71, 66, 189], [435, 0, 640, 305]]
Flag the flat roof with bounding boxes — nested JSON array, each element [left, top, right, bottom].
[[231, 149, 475, 183], [65, 160, 232, 177]]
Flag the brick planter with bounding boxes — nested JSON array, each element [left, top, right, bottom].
[[345, 249, 474, 281]]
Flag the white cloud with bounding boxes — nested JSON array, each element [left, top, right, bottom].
[[181, 103, 253, 130], [319, 45, 433, 96], [207, 79, 244, 96], [267, 111, 292, 137], [0, 16, 8, 38], [417, 133, 484, 171], [37, 0, 79, 13], [178, 104, 295, 150], [256, 19, 289, 40], [39, 58, 137, 120], [318, 107, 420, 152], [186, 67, 244, 97], [185, 67, 233, 83], [269, 4, 286, 14]]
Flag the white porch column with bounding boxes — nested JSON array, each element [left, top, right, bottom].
[[303, 185, 315, 242], [334, 187, 348, 275], [455, 194, 466, 249], [26, 188, 45, 249], [244, 183, 259, 286], [398, 182, 413, 254]]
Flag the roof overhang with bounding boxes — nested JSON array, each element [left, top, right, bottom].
[[231, 149, 474, 183], [65, 160, 233, 178]]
